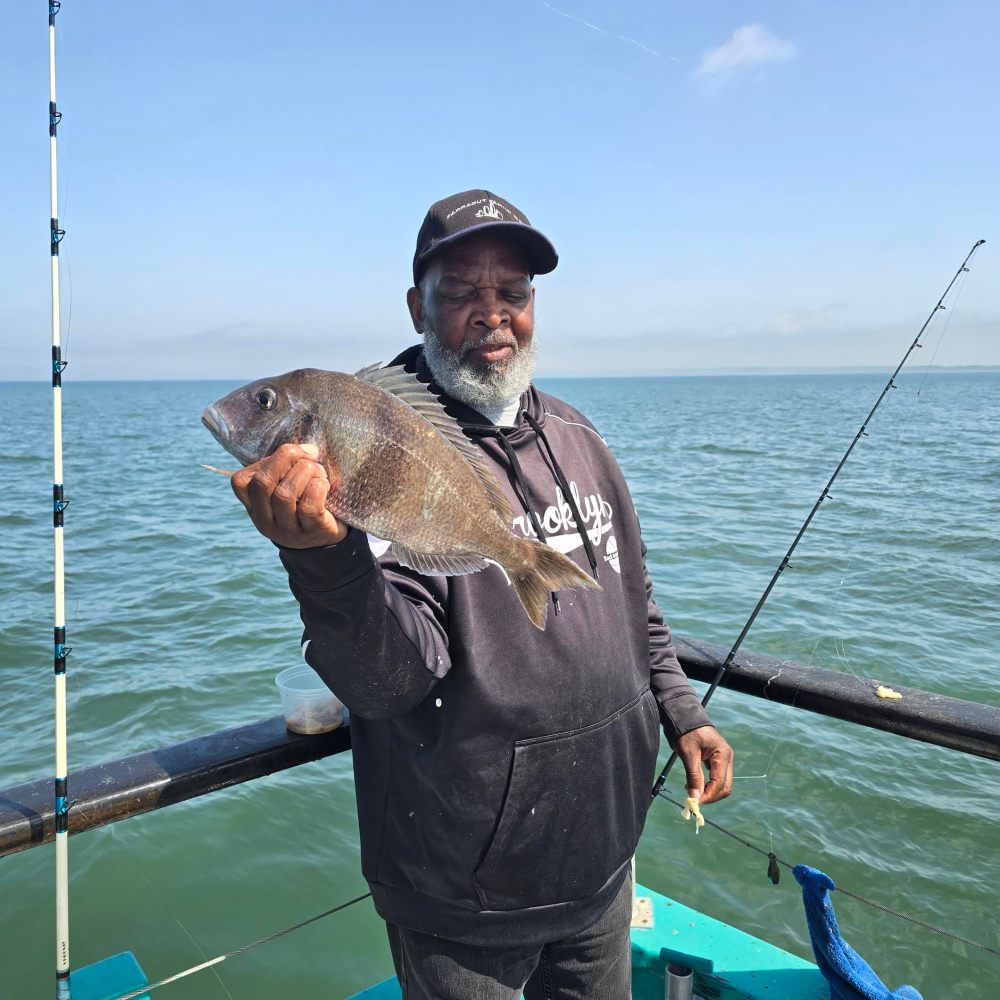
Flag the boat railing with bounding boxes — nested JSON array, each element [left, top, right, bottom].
[[3, 633, 997, 861]]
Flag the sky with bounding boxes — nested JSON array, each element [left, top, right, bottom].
[[1, 1, 997, 380]]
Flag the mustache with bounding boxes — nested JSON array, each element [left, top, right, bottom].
[[456, 329, 519, 360]]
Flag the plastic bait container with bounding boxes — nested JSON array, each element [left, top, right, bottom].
[[275, 664, 345, 735]]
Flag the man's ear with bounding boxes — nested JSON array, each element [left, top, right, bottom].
[[406, 286, 425, 335]]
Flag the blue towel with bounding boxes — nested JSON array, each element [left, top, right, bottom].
[[793, 865, 922, 1000]]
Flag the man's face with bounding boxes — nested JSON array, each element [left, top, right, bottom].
[[407, 233, 536, 379]]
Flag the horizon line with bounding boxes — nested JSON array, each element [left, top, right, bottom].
[[2, 364, 999, 384]]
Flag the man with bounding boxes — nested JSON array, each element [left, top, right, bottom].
[[232, 190, 733, 999]]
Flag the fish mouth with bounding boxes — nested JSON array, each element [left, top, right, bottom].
[[201, 405, 229, 443]]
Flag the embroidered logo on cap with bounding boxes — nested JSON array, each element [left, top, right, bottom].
[[443, 196, 524, 225], [475, 199, 507, 221]]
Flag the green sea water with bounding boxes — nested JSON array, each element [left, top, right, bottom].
[[1, 371, 997, 998]]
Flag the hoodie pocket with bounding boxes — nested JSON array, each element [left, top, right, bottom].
[[472, 688, 659, 911]]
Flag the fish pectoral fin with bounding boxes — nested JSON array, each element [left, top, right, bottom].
[[389, 542, 489, 578]]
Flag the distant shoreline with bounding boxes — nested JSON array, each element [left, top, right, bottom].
[[4, 365, 999, 383], [542, 365, 1000, 379]]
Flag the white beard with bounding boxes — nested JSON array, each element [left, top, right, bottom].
[[422, 322, 536, 413]]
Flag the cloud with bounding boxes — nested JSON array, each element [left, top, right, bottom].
[[694, 24, 796, 84], [764, 303, 847, 337]]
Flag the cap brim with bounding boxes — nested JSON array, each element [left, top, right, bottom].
[[416, 221, 558, 279]]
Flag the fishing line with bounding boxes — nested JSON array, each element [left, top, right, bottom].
[[651, 239, 987, 802], [758, 260, 976, 787], [760, 379, 928, 768], [656, 791, 1000, 958], [59, 108, 73, 363], [772, 254, 968, 707], [663, 304, 948, 833], [654, 244, 984, 882], [109, 892, 372, 1000], [822, 264, 970, 679], [137, 870, 238, 1000], [918, 262, 968, 374], [62, 243, 74, 363]]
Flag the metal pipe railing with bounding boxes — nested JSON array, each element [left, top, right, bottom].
[[2, 636, 996, 860], [672, 635, 1000, 761]]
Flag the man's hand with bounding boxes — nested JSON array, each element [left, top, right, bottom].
[[230, 443, 348, 549], [674, 725, 734, 806]]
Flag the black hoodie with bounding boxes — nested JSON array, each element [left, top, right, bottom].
[[278, 346, 713, 946]]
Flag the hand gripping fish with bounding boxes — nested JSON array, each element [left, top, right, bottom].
[[202, 364, 601, 629]]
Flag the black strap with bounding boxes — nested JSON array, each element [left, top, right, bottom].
[[524, 412, 600, 579], [497, 431, 560, 616]]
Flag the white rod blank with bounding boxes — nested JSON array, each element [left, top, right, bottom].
[[49, 3, 72, 997]]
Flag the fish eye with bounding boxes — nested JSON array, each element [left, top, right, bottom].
[[255, 387, 277, 410]]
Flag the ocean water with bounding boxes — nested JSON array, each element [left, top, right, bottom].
[[1, 372, 997, 998]]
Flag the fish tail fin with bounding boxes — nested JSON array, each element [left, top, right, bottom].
[[510, 541, 602, 630]]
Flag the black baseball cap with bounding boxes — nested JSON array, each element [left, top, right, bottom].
[[412, 189, 559, 285]]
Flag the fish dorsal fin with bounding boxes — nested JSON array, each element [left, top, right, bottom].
[[353, 362, 383, 380], [357, 363, 514, 523]]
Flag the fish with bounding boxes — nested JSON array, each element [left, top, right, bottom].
[[202, 363, 601, 629]]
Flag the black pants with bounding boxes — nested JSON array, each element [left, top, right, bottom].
[[385, 872, 632, 1000]]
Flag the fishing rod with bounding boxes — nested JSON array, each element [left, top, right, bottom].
[[651, 238, 986, 800], [47, 1, 73, 997]]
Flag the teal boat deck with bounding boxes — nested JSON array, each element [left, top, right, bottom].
[[70, 951, 149, 1000], [348, 883, 826, 1000]]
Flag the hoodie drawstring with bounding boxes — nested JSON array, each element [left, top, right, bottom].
[[496, 430, 561, 616], [524, 412, 600, 581]]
